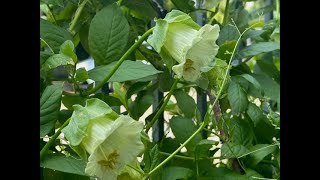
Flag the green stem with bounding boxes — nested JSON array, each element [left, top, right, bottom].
[[276, 0, 280, 21], [144, 21, 262, 179], [68, 0, 90, 34], [145, 78, 179, 133], [40, 118, 71, 160], [84, 27, 154, 95], [143, 122, 207, 180], [222, 0, 230, 25]]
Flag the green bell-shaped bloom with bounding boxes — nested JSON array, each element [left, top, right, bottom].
[[84, 115, 144, 180], [62, 99, 144, 180], [147, 10, 220, 82]]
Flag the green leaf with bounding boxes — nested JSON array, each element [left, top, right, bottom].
[[207, 58, 230, 93], [255, 53, 280, 83], [129, 92, 154, 119], [40, 83, 63, 137], [40, 153, 88, 176], [202, 0, 221, 9], [169, 116, 202, 154], [89, 60, 162, 82], [42, 54, 75, 72], [40, 18, 72, 53], [40, 51, 53, 67], [75, 68, 88, 82], [171, 0, 195, 12], [159, 67, 174, 92], [62, 98, 115, 146], [195, 74, 209, 90], [42, 168, 90, 180], [88, 3, 129, 65], [229, 117, 254, 146], [61, 95, 87, 110], [239, 74, 262, 95], [121, 0, 157, 20], [246, 103, 263, 126], [242, 30, 265, 39], [60, 40, 77, 63], [220, 143, 249, 159], [174, 90, 196, 118], [216, 40, 236, 62], [198, 167, 246, 180], [149, 144, 162, 179], [239, 42, 280, 58], [227, 80, 248, 115], [246, 144, 277, 166], [161, 166, 194, 180], [251, 74, 279, 102], [195, 139, 218, 159], [217, 25, 240, 45]]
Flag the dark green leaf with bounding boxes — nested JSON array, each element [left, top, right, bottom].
[[230, 63, 251, 76], [79, 23, 90, 54], [229, 7, 249, 31], [255, 53, 280, 83], [40, 83, 63, 137], [40, 153, 88, 176], [88, 3, 129, 65], [61, 95, 86, 110], [42, 54, 75, 72], [246, 103, 263, 126], [195, 74, 209, 90], [242, 30, 265, 39], [251, 74, 279, 102], [42, 168, 90, 180], [60, 40, 77, 63], [240, 74, 262, 94], [174, 90, 196, 118], [40, 18, 72, 53], [216, 40, 236, 62], [159, 67, 174, 92], [161, 166, 194, 180], [220, 143, 249, 159], [239, 42, 280, 58], [198, 167, 246, 180], [150, 144, 162, 179], [126, 81, 151, 99], [229, 117, 254, 146], [121, 0, 157, 20], [129, 93, 154, 119], [246, 144, 277, 166], [254, 117, 277, 144], [58, 109, 73, 125], [171, 0, 195, 12], [227, 80, 248, 115], [170, 116, 202, 154], [89, 60, 162, 82], [75, 68, 88, 82], [217, 25, 240, 45], [40, 51, 53, 67], [195, 139, 218, 159], [92, 93, 123, 106]]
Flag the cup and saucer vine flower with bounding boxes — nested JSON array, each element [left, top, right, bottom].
[[147, 10, 220, 82], [62, 98, 144, 180]]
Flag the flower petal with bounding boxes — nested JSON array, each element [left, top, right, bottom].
[[186, 24, 220, 71], [84, 115, 144, 180]]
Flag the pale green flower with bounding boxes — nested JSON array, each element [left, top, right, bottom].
[[84, 115, 144, 180], [62, 99, 145, 180], [147, 10, 220, 82]]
